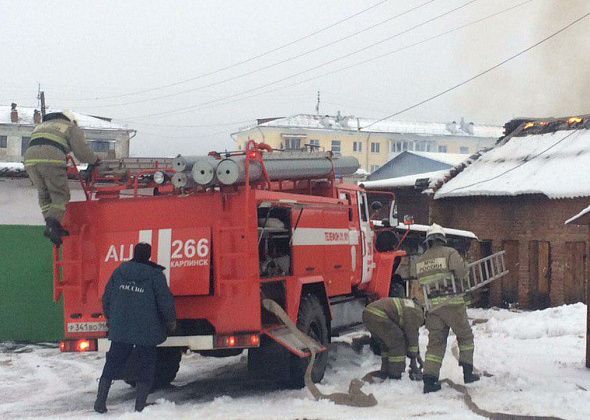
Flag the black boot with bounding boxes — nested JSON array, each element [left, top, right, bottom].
[[94, 378, 111, 414], [423, 375, 442, 393], [45, 217, 68, 246], [135, 382, 152, 412], [462, 364, 480, 384]]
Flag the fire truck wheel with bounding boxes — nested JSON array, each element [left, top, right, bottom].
[[289, 293, 330, 388]]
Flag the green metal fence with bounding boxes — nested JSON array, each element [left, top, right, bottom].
[[0, 225, 63, 341]]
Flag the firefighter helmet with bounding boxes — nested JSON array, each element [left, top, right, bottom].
[[425, 223, 447, 244], [62, 109, 78, 125]]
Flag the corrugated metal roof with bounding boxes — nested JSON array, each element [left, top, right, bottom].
[[435, 126, 590, 200]]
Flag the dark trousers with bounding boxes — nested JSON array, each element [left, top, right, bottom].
[[100, 341, 157, 386]]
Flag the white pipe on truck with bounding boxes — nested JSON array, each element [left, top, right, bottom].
[[190, 157, 220, 186], [216, 153, 359, 186]]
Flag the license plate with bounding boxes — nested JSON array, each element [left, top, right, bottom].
[[67, 322, 108, 333]]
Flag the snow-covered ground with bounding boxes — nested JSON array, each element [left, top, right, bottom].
[[1, 304, 588, 419]]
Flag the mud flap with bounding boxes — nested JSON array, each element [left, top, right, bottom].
[[262, 325, 325, 358]]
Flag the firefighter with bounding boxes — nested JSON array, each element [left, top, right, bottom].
[[417, 224, 479, 393], [94, 243, 177, 413], [24, 110, 99, 247], [362, 286, 424, 380]]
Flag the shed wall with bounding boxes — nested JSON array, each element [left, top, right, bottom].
[[431, 195, 589, 308]]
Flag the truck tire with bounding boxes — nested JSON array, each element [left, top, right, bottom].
[[124, 347, 182, 389], [289, 293, 330, 388]]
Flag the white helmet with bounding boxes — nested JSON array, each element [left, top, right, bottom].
[[425, 223, 447, 244], [62, 109, 78, 125]]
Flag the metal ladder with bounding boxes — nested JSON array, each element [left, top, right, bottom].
[[465, 250, 509, 292]]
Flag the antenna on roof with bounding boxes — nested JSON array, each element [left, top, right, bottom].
[[315, 90, 320, 115], [37, 84, 46, 118]]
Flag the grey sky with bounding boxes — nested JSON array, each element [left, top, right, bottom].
[[1, 0, 588, 156]]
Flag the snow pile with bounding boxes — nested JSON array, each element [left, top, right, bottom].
[[0, 305, 588, 419], [473, 303, 586, 339]]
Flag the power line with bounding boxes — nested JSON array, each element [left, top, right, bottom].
[[79, 0, 436, 108], [68, 0, 392, 102], [361, 10, 590, 130], [121, 0, 481, 120], [113, 0, 531, 122]]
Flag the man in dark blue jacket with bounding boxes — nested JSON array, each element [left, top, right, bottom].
[[94, 242, 177, 413]]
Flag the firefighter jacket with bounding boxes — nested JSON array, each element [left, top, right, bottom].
[[416, 243, 469, 309], [364, 298, 424, 356], [102, 260, 176, 346], [24, 119, 98, 167]]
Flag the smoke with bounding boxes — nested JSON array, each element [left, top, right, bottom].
[[453, 0, 590, 122]]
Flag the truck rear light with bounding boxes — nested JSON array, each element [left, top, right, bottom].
[[214, 334, 260, 349], [59, 339, 97, 352]]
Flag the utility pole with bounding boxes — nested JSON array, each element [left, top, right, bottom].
[[315, 90, 320, 115], [37, 84, 46, 118]]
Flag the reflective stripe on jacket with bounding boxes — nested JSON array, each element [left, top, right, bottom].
[[364, 298, 424, 357]]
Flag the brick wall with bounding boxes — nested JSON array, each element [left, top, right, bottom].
[[431, 195, 589, 308]]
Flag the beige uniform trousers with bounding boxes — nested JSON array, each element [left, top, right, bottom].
[[424, 303, 474, 378], [25, 163, 70, 223]]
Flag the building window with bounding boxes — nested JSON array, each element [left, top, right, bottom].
[[89, 140, 115, 153], [21, 137, 31, 155], [460, 146, 469, 154], [415, 142, 426, 152], [438, 145, 448, 153], [309, 139, 320, 148], [0, 135, 7, 148], [284, 137, 301, 150], [370, 164, 380, 172], [370, 142, 380, 153], [331, 140, 341, 156], [353, 141, 362, 152]]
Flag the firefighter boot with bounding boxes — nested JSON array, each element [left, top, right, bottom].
[[45, 217, 69, 247], [93, 378, 111, 414], [134, 382, 151, 412], [462, 364, 480, 384], [423, 375, 442, 393]]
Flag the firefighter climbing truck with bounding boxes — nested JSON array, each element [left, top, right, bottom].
[[56, 141, 405, 387]]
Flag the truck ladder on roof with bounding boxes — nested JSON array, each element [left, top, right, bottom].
[[98, 157, 174, 176]]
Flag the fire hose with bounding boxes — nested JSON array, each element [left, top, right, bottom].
[[261, 299, 377, 407]]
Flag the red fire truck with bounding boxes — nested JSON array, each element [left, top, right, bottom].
[[56, 142, 405, 387]]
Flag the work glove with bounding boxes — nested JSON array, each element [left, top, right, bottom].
[[82, 159, 101, 183], [166, 320, 177, 334]]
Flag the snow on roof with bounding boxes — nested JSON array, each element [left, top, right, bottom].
[[0, 161, 25, 175], [408, 151, 470, 166], [0, 105, 129, 131], [361, 169, 449, 190], [565, 204, 590, 225], [435, 124, 590, 200], [240, 114, 503, 138]]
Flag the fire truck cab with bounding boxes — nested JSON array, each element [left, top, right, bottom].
[[56, 146, 405, 387]]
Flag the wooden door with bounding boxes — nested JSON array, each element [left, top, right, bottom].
[[501, 240, 519, 306], [565, 241, 586, 304], [529, 241, 551, 309]]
